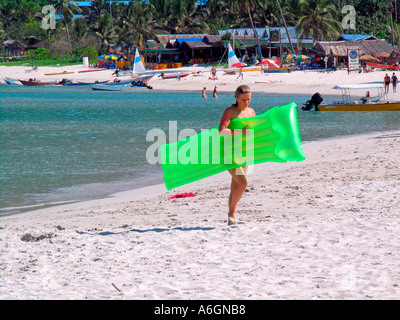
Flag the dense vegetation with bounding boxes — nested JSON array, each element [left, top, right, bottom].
[[1, 0, 399, 60]]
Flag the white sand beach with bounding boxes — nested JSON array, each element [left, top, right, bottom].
[[1, 64, 400, 300], [1, 129, 400, 300], [2, 63, 400, 98]]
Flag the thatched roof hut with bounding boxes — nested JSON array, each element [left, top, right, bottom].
[[312, 40, 395, 58], [3, 40, 27, 54], [387, 50, 400, 64], [203, 35, 223, 45]]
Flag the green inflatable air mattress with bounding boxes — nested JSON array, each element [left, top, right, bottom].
[[160, 102, 305, 190]]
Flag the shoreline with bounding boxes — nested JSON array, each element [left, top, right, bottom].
[[2, 64, 400, 99], [2, 64, 400, 299], [1, 128, 397, 218], [1, 129, 400, 299]]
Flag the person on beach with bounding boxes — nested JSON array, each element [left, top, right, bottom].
[[392, 73, 398, 93], [219, 85, 256, 225], [213, 85, 218, 98], [202, 87, 207, 98], [384, 73, 391, 93], [210, 66, 218, 80], [236, 67, 244, 81]]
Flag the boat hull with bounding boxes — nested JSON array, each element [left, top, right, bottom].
[[107, 75, 154, 86], [318, 102, 400, 111], [4, 78, 22, 85], [161, 73, 189, 79], [63, 80, 109, 86], [19, 80, 63, 86], [92, 84, 152, 91]]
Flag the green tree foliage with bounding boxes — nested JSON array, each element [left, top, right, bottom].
[[296, 0, 343, 41], [1, 0, 399, 59]]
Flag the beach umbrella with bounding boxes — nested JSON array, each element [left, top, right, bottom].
[[360, 55, 380, 62], [376, 52, 390, 59], [297, 55, 311, 60], [258, 59, 280, 68], [231, 62, 247, 67], [99, 54, 118, 60], [285, 54, 297, 60]]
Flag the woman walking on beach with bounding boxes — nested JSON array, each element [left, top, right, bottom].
[[219, 85, 256, 225], [392, 73, 398, 93]]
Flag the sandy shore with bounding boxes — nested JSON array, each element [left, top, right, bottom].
[[1, 64, 400, 300], [2, 63, 400, 99], [1, 130, 400, 299]]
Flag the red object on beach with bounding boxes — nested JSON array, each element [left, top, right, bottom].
[[161, 73, 190, 79], [258, 58, 280, 68], [169, 192, 196, 200], [231, 62, 247, 67]]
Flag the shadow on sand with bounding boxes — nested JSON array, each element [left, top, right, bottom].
[[76, 226, 215, 236]]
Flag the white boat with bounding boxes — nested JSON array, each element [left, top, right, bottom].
[[92, 80, 153, 91], [92, 85, 123, 91], [4, 77, 22, 85], [103, 74, 154, 87]]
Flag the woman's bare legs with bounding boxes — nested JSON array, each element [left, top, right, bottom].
[[227, 166, 248, 225]]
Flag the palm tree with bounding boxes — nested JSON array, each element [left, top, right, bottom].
[[389, 1, 395, 45], [200, 0, 234, 32], [150, 0, 175, 33], [228, 0, 263, 59], [0, 1, 16, 30], [256, 0, 298, 27], [275, 0, 295, 53], [169, 0, 209, 34], [123, 1, 161, 46], [296, 0, 343, 41], [54, 0, 81, 54], [93, 13, 116, 53]]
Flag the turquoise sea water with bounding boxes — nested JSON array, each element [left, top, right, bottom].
[[1, 85, 399, 215]]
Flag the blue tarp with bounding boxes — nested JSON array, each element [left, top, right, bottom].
[[176, 38, 202, 45], [339, 34, 376, 41], [68, 1, 92, 6]]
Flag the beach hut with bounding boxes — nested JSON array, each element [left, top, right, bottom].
[[309, 39, 395, 69], [387, 50, 400, 65], [2, 40, 27, 56]]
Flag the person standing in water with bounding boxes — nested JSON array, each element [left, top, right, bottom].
[[219, 85, 256, 225], [213, 85, 218, 98], [202, 87, 207, 98]]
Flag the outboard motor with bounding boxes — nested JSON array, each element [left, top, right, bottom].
[[302, 92, 324, 111]]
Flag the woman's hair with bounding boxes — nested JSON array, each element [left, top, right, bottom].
[[235, 85, 251, 97], [232, 85, 251, 107]]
